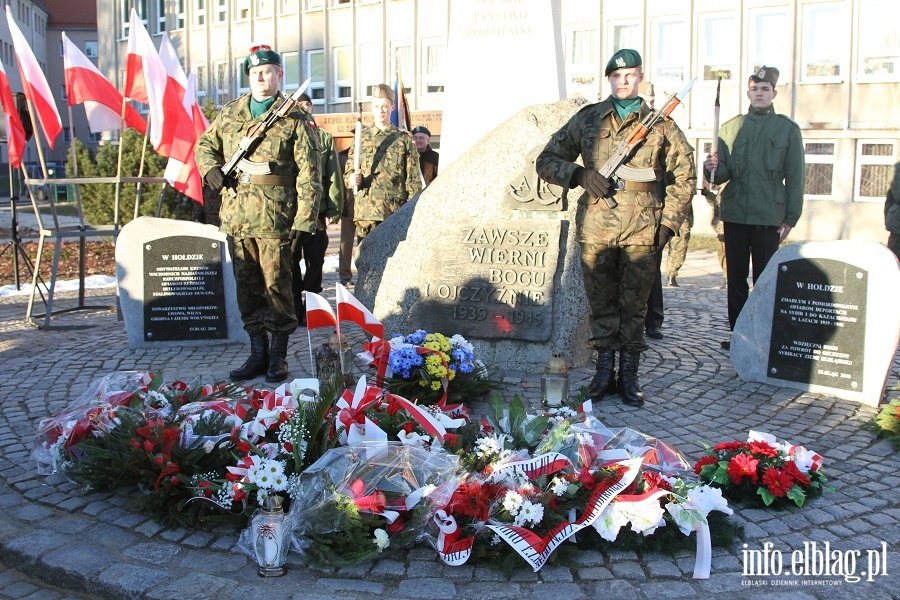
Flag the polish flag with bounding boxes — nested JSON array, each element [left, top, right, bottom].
[[335, 283, 384, 339], [0, 59, 26, 168], [155, 35, 195, 162], [305, 292, 337, 331], [161, 63, 203, 203], [62, 33, 146, 135], [5, 6, 61, 148], [124, 10, 169, 153]]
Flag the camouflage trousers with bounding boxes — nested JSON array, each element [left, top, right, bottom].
[[889, 233, 900, 262], [229, 236, 298, 336], [665, 211, 694, 278], [581, 243, 657, 352], [355, 220, 382, 243]]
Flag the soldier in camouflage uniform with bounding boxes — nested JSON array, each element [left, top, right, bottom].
[[537, 49, 696, 406], [701, 183, 727, 286], [886, 162, 900, 261], [665, 204, 693, 286], [195, 45, 322, 383], [345, 84, 422, 243]]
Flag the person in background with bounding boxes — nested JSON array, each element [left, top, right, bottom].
[[195, 44, 322, 383], [291, 93, 344, 323], [345, 84, 422, 244], [412, 125, 439, 185], [704, 66, 805, 350], [885, 161, 900, 262], [337, 147, 355, 286], [537, 49, 696, 406], [701, 182, 728, 287], [665, 204, 693, 287]]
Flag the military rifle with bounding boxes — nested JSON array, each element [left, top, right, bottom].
[[220, 77, 312, 197], [708, 76, 722, 191], [595, 78, 696, 209]]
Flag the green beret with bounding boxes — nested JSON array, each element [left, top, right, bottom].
[[605, 49, 642, 76], [749, 65, 779, 87], [242, 48, 282, 75]]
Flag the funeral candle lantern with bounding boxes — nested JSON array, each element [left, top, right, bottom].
[[315, 337, 339, 381], [250, 495, 291, 577], [541, 353, 569, 407]]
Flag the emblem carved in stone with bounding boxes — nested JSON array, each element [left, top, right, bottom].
[[503, 146, 564, 211]]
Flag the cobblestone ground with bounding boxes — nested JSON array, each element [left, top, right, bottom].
[[0, 250, 898, 600]]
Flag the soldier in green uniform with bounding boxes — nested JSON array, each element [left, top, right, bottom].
[[195, 44, 322, 383], [885, 162, 900, 261], [704, 66, 805, 349], [345, 84, 422, 243], [537, 49, 696, 406]]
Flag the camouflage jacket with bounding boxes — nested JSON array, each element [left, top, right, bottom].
[[311, 123, 344, 220], [887, 162, 900, 234], [194, 92, 323, 238], [710, 105, 805, 228], [536, 97, 696, 246], [344, 123, 422, 222]]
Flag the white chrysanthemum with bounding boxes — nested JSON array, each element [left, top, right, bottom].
[[262, 459, 285, 478], [621, 499, 667, 536], [519, 500, 544, 526], [576, 431, 595, 447], [145, 390, 169, 406], [373, 528, 390, 552], [550, 477, 568, 497], [502, 490, 524, 515], [449, 334, 473, 352]]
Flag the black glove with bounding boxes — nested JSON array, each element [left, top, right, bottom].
[[289, 229, 308, 253], [574, 168, 612, 199], [204, 167, 225, 193], [655, 225, 675, 248]]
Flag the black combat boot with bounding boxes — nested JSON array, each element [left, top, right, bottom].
[[617, 351, 645, 406], [266, 332, 291, 383], [586, 348, 617, 401], [230, 332, 269, 381]]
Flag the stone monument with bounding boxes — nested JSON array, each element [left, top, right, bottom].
[[731, 241, 900, 406], [439, 0, 565, 167], [116, 216, 248, 348], [353, 99, 592, 372]]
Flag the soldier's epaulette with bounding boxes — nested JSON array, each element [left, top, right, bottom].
[[775, 113, 801, 129], [721, 114, 744, 127], [576, 98, 615, 118]]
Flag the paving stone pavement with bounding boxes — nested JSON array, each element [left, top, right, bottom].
[[0, 249, 898, 600]]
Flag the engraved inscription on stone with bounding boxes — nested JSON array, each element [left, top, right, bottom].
[[409, 219, 560, 341], [503, 146, 564, 211], [143, 236, 227, 341], [767, 258, 867, 392]]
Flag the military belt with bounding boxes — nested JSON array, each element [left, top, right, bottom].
[[236, 174, 295, 186], [615, 181, 658, 192]]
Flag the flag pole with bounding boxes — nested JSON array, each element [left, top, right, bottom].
[[134, 116, 150, 219], [113, 95, 129, 230], [22, 97, 49, 180], [66, 104, 87, 306], [304, 292, 315, 374]]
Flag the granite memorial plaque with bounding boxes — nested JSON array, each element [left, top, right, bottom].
[[732, 241, 900, 407], [767, 258, 866, 392], [116, 217, 247, 349], [408, 219, 561, 341], [143, 236, 228, 342]]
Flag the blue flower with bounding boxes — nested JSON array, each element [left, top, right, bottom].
[[406, 329, 429, 345]]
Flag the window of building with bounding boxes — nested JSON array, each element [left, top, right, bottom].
[[236, 59, 250, 94], [801, 2, 847, 82], [858, 0, 900, 80], [359, 42, 382, 99], [651, 16, 689, 92], [121, 0, 130, 38], [195, 0, 206, 26], [156, 0, 166, 33], [215, 60, 229, 106], [89, 131, 102, 143], [747, 7, 789, 75], [333, 46, 352, 102], [60, 84, 67, 102], [608, 19, 640, 56], [282, 51, 300, 91], [855, 140, 896, 201], [804, 141, 836, 199], [422, 38, 445, 94], [280, 0, 298, 14], [84, 41, 98, 58], [257, 0, 272, 16], [566, 26, 597, 92], [175, 0, 185, 29], [305, 0, 323, 9], [391, 42, 412, 92], [307, 50, 325, 103], [195, 63, 208, 100], [63, 129, 70, 143], [698, 12, 737, 81], [236, 0, 250, 21], [332, 0, 350, 6], [219, 0, 231, 22]]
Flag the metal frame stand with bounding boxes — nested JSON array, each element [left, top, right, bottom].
[[0, 155, 40, 291]]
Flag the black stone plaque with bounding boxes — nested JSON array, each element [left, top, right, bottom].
[[409, 220, 560, 341], [143, 236, 228, 341], [767, 258, 867, 392]]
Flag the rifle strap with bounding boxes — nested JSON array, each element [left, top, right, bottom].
[[236, 174, 296, 186]]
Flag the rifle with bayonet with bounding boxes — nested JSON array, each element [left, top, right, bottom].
[[220, 77, 312, 197], [352, 102, 362, 195], [708, 76, 722, 191], [595, 78, 696, 209]]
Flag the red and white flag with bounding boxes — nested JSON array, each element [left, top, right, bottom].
[[305, 292, 337, 331], [335, 283, 384, 339], [5, 6, 61, 148], [62, 33, 146, 135], [0, 59, 26, 168], [160, 45, 203, 204], [124, 9, 169, 153]]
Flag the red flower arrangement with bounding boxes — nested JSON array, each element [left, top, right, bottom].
[[695, 431, 827, 508]]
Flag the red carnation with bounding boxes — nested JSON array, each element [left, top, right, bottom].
[[401, 422, 415, 434], [727, 453, 759, 485], [749, 440, 778, 457], [714, 441, 749, 453], [694, 455, 718, 475], [782, 460, 810, 486], [442, 433, 458, 447], [762, 467, 793, 498]]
